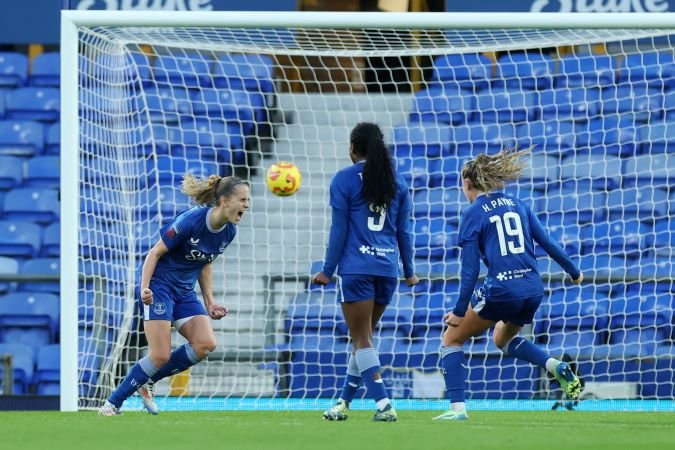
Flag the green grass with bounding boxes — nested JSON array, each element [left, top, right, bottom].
[[1, 410, 673, 450]]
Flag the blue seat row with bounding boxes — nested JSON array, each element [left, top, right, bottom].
[[0, 257, 59, 295]]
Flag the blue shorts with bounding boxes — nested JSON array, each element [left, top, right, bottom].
[[471, 288, 542, 326], [338, 275, 398, 305], [138, 280, 207, 325]]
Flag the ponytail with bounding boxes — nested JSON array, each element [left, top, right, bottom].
[[181, 173, 248, 206], [350, 122, 396, 210]]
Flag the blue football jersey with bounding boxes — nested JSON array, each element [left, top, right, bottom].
[[329, 161, 413, 277], [151, 206, 237, 293], [458, 192, 544, 300]]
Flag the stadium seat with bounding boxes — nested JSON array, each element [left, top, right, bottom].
[[538, 214, 581, 257], [0, 256, 19, 294], [2, 188, 59, 224], [543, 187, 607, 223], [18, 258, 59, 293], [191, 88, 256, 134], [154, 52, 212, 87], [151, 154, 223, 187], [158, 186, 191, 221], [0, 52, 28, 87], [560, 152, 622, 191], [0, 155, 23, 189], [0, 120, 44, 156], [622, 154, 673, 187], [412, 187, 464, 220], [411, 292, 447, 339], [431, 53, 492, 91], [25, 156, 60, 189], [34, 344, 60, 394], [579, 219, 648, 258], [626, 252, 674, 280], [524, 153, 560, 184], [0, 343, 34, 394], [5, 87, 60, 122], [606, 187, 669, 222], [451, 122, 517, 157], [30, 52, 60, 87], [124, 52, 152, 86], [177, 118, 245, 163], [45, 123, 59, 155], [639, 121, 675, 154], [391, 124, 451, 158], [474, 88, 537, 123], [574, 115, 637, 156], [556, 53, 617, 88], [601, 83, 663, 123], [434, 156, 472, 188], [212, 53, 275, 95], [0, 220, 41, 258], [619, 51, 675, 89], [41, 222, 59, 257], [396, 156, 439, 190], [495, 52, 554, 90], [0, 291, 59, 350], [143, 86, 193, 124], [0, 91, 5, 119], [409, 86, 473, 125], [608, 294, 672, 356], [413, 217, 458, 260], [515, 120, 576, 156], [538, 86, 600, 121]]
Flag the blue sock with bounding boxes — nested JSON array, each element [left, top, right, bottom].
[[500, 336, 549, 368], [108, 356, 159, 408], [150, 344, 201, 383], [339, 353, 361, 404], [355, 347, 389, 404], [440, 346, 466, 403]]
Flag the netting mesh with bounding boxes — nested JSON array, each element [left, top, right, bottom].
[[73, 24, 674, 408]]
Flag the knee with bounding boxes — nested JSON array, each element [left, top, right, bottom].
[[149, 351, 171, 368], [192, 338, 217, 359], [352, 337, 373, 350]]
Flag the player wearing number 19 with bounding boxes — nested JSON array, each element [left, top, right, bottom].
[[434, 148, 583, 421], [312, 122, 418, 422]]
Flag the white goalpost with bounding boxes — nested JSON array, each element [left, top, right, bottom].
[[61, 11, 674, 411]]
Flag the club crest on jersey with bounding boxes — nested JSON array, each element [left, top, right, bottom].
[[219, 242, 227, 252], [153, 302, 167, 315], [165, 225, 180, 239]]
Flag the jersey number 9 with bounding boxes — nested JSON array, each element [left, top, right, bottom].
[[368, 204, 386, 232]]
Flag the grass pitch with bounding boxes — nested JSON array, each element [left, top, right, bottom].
[[1, 410, 672, 450]]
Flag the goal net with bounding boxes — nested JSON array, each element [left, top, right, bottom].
[[62, 12, 674, 410]]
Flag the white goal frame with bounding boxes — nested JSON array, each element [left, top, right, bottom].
[[60, 10, 675, 411]]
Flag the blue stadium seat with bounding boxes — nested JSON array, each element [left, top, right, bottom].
[[574, 115, 637, 156], [664, 89, 675, 120], [626, 253, 673, 280], [601, 83, 663, 123], [413, 218, 458, 260], [79, 187, 128, 222], [151, 154, 223, 187], [0, 256, 19, 294], [153, 52, 212, 87], [0, 155, 23, 189], [538, 86, 600, 121], [125, 52, 152, 86], [213, 53, 275, 95], [3, 188, 59, 224], [42, 222, 59, 257], [648, 219, 674, 257], [619, 51, 675, 89], [412, 187, 464, 220], [143, 86, 192, 124], [0, 120, 44, 156], [475, 88, 537, 123], [0, 292, 59, 350], [538, 214, 581, 256], [5, 87, 60, 122], [411, 292, 446, 339], [639, 121, 675, 154], [191, 88, 256, 134], [430, 156, 468, 189], [0, 220, 41, 258], [515, 120, 576, 156], [578, 254, 624, 279], [158, 186, 191, 221], [431, 53, 492, 91], [556, 53, 617, 88], [560, 152, 622, 191], [0, 52, 28, 87], [622, 154, 673, 187], [496, 52, 554, 90], [18, 258, 59, 293], [409, 86, 473, 125], [30, 52, 60, 87], [34, 344, 60, 394], [45, 123, 59, 155], [608, 294, 672, 356], [606, 187, 669, 222], [451, 122, 517, 157], [391, 124, 451, 158], [396, 156, 440, 190], [543, 187, 607, 223], [0, 343, 34, 394], [0, 91, 5, 119], [177, 118, 245, 163], [579, 219, 648, 258], [25, 156, 60, 189], [524, 154, 560, 184]]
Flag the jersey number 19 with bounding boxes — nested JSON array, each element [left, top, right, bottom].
[[489, 212, 525, 256]]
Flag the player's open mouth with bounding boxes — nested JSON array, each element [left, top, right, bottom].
[[236, 211, 245, 220]]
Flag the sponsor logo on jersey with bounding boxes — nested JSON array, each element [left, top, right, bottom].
[[189, 237, 200, 246]]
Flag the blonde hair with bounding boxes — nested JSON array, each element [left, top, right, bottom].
[[181, 173, 248, 206], [461, 147, 532, 192]]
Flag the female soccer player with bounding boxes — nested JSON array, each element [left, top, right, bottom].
[[312, 122, 418, 422], [99, 174, 250, 416], [433, 148, 583, 421]]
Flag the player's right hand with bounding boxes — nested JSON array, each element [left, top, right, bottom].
[[405, 274, 419, 287], [571, 272, 584, 285], [311, 272, 330, 285], [141, 288, 154, 305]]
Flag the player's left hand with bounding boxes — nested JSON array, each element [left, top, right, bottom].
[[207, 304, 228, 320], [405, 274, 419, 287], [311, 272, 331, 285], [444, 312, 463, 328]]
